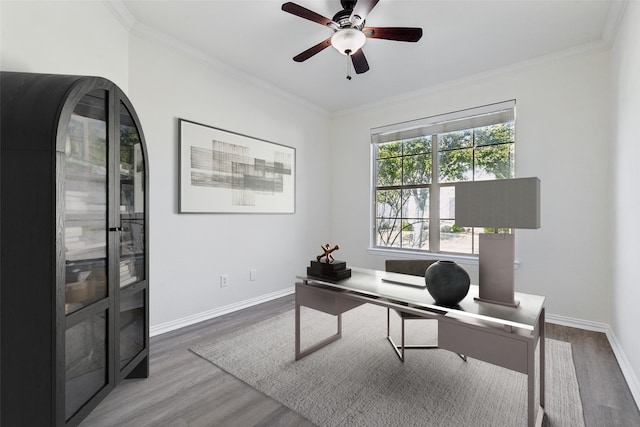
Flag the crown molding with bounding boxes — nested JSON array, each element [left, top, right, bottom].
[[334, 39, 609, 118], [103, 0, 624, 123], [602, 0, 629, 48], [102, 0, 135, 31], [102, 0, 329, 117], [333, 0, 629, 118]]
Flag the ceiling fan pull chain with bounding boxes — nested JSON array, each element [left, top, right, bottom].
[[346, 49, 352, 80]]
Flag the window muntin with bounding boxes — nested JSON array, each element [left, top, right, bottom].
[[372, 102, 515, 255], [374, 137, 432, 250]]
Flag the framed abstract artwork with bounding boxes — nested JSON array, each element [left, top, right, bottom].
[[179, 119, 295, 213]]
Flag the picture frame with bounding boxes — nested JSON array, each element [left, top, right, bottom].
[[179, 119, 295, 213]]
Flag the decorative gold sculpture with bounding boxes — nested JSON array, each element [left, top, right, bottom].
[[317, 243, 340, 264]]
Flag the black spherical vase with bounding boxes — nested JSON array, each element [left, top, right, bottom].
[[425, 260, 470, 306]]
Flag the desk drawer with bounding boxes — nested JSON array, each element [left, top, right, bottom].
[[439, 320, 529, 374], [296, 282, 364, 315]]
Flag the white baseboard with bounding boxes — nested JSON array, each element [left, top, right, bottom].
[[605, 328, 640, 409], [149, 287, 295, 337], [546, 313, 640, 409], [545, 313, 610, 333]]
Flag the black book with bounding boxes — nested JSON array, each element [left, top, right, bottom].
[[307, 260, 351, 281]]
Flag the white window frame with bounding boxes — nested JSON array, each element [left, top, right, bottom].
[[369, 100, 516, 260]]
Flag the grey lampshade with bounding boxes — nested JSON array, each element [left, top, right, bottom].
[[454, 177, 540, 229]]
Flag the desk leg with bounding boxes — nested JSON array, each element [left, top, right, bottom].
[[295, 298, 301, 359], [527, 338, 533, 427], [295, 300, 343, 361], [528, 307, 546, 427], [540, 307, 546, 410]]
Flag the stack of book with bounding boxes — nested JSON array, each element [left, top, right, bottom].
[[307, 260, 351, 281], [119, 261, 138, 287], [65, 226, 84, 251]]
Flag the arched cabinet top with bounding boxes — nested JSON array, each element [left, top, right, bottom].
[[0, 72, 148, 162]]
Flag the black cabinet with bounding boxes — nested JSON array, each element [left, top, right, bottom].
[[1, 72, 150, 426]]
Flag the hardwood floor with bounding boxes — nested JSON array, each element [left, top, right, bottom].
[[81, 295, 640, 427], [545, 323, 640, 426]]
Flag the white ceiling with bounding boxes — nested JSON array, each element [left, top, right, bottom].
[[118, 0, 624, 114]]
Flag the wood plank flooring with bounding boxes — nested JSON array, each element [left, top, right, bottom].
[[545, 323, 640, 426], [81, 295, 640, 427]]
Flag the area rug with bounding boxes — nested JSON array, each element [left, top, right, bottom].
[[191, 304, 585, 427]]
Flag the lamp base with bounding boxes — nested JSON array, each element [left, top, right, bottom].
[[474, 297, 520, 308], [478, 233, 517, 307]]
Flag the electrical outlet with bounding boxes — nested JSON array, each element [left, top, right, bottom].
[[250, 269, 257, 281], [220, 274, 229, 287]]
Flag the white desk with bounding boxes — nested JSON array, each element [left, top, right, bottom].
[[296, 267, 545, 427]]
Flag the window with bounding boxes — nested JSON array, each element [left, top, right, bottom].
[[371, 101, 515, 255]]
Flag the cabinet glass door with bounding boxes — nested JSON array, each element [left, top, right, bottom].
[[119, 102, 145, 288], [119, 289, 145, 368], [64, 90, 108, 314], [63, 90, 110, 421], [65, 310, 108, 421]]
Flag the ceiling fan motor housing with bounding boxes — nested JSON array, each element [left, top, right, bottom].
[[340, 0, 357, 10], [332, 9, 364, 29]]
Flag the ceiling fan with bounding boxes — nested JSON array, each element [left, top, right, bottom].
[[281, 0, 423, 79]]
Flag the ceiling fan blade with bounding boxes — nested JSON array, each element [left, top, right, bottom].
[[282, 2, 336, 28], [363, 27, 423, 42], [293, 37, 332, 62], [351, 49, 370, 74], [350, 0, 380, 26]]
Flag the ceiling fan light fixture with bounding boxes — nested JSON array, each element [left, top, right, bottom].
[[331, 28, 366, 55]]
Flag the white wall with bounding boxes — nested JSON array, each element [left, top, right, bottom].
[[0, 0, 129, 91], [1, 1, 332, 329], [611, 0, 640, 401], [329, 50, 613, 324], [126, 34, 332, 327], [0, 0, 614, 328], [2, 0, 638, 401], [1, 0, 633, 345]]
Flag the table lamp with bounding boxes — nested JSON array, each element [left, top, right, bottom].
[[454, 177, 540, 307]]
